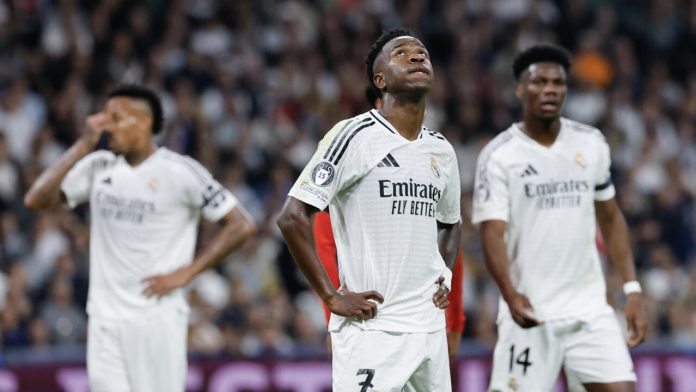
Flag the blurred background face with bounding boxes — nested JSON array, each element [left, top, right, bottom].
[[374, 36, 434, 96], [103, 97, 152, 154], [517, 62, 568, 121]]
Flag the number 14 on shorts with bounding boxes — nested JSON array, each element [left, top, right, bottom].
[[509, 345, 532, 375]]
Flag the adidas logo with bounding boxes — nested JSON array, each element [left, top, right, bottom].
[[520, 164, 538, 177], [102, 177, 112, 185], [377, 153, 400, 168]]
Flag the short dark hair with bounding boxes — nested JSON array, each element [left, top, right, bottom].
[[512, 44, 572, 81], [107, 84, 164, 135], [364, 28, 416, 92]]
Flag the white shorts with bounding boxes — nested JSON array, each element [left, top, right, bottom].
[[489, 311, 636, 392], [330, 323, 451, 392], [87, 308, 188, 392]]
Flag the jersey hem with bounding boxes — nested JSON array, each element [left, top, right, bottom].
[[437, 215, 461, 224], [471, 213, 509, 224], [497, 302, 614, 324]]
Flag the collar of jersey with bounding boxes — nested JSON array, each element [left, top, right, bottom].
[[117, 147, 164, 170], [369, 109, 424, 141], [512, 120, 567, 151]]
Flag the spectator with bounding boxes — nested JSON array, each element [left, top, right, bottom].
[[39, 277, 86, 346]]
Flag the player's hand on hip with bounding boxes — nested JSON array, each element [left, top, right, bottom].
[[506, 292, 542, 328], [624, 293, 647, 348], [327, 290, 384, 321], [433, 276, 450, 309], [141, 266, 194, 299]]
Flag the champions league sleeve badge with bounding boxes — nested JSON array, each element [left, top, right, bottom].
[[311, 161, 335, 186]]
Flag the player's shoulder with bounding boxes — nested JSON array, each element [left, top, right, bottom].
[[319, 111, 386, 163], [421, 126, 454, 149], [421, 126, 459, 167], [348, 110, 392, 142], [562, 117, 607, 144], [478, 128, 516, 163], [321, 111, 375, 143], [157, 148, 213, 184]]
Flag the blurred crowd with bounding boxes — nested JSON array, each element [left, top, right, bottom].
[[1, 0, 695, 362]]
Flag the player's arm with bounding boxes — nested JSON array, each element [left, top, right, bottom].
[[595, 198, 647, 347], [142, 205, 256, 298], [432, 220, 461, 309], [433, 149, 463, 309], [474, 145, 539, 328], [480, 219, 541, 328], [277, 197, 383, 321], [438, 221, 461, 270], [24, 113, 107, 210]]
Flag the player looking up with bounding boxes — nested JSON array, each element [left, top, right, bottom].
[[278, 28, 462, 391], [314, 84, 465, 359]]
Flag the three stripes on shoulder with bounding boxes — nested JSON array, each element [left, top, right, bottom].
[[377, 154, 400, 167]]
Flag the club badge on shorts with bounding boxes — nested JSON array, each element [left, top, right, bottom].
[[507, 376, 518, 391], [311, 161, 335, 186]]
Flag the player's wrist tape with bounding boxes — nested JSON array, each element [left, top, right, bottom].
[[623, 281, 642, 295]]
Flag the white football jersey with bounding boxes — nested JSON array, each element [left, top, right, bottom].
[[472, 118, 615, 321], [61, 148, 237, 320], [289, 109, 461, 333]]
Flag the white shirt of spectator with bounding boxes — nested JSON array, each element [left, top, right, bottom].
[[61, 148, 237, 320], [289, 109, 461, 333], [472, 118, 616, 321]]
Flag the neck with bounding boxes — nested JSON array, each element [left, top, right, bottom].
[[521, 114, 561, 147], [123, 144, 156, 166], [378, 93, 427, 140]]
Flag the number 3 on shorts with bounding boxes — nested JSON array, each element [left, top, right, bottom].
[[357, 368, 375, 391], [509, 345, 532, 375]]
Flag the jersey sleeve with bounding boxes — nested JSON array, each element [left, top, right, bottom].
[[472, 150, 509, 224], [61, 151, 113, 209], [594, 139, 615, 201], [180, 157, 238, 222], [288, 119, 366, 210], [436, 148, 461, 224]]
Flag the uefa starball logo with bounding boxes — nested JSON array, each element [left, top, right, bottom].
[[311, 161, 335, 186]]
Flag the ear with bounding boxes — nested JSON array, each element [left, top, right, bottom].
[[373, 72, 386, 90], [515, 82, 524, 100]]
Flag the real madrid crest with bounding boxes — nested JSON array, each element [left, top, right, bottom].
[[430, 156, 441, 178], [147, 177, 159, 191], [574, 152, 587, 169], [311, 161, 335, 186]]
